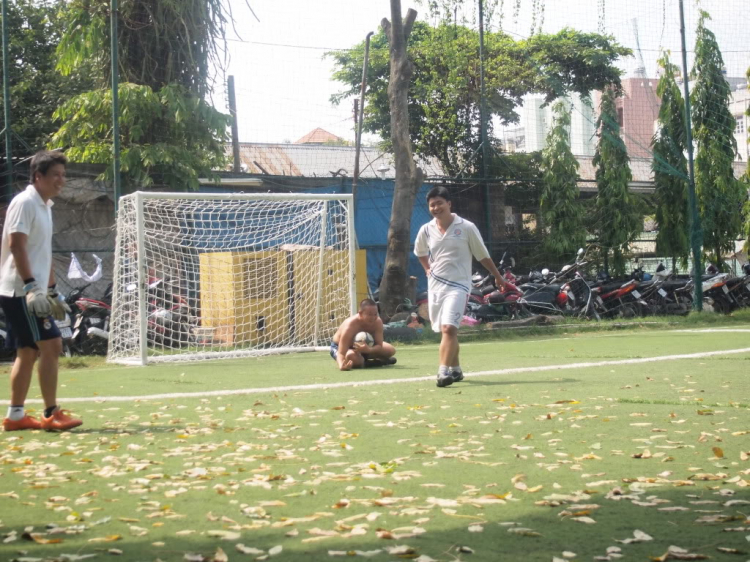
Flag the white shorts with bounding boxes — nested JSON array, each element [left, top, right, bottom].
[[429, 290, 468, 332]]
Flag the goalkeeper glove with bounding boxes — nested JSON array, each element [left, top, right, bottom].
[[23, 281, 52, 318], [47, 285, 72, 321]]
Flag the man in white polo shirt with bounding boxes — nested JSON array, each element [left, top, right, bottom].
[[0, 150, 81, 431], [414, 186, 516, 387]]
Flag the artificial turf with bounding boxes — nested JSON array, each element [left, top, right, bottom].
[[0, 325, 748, 561]]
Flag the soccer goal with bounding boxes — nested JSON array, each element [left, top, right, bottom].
[[108, 192, 356, 365]]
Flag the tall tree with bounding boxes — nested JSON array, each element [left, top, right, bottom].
[[50, 0, 232, 191], [0, 0, 92, 161], [690, 11, 744, 269], [539, 100, 586, 257], [378, 1, 425, 318], [330, 24, 629, 177], [652, 52, 689, 271], [593, 88, 642, 276]]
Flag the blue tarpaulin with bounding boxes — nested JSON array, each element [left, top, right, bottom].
[[199, 178, 434, 294], [351, 179, 433, 295]]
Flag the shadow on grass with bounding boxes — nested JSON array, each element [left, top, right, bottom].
[[48, 424, 189, 435], [459, 377, 580, 387], [7, 484, 748, 562]]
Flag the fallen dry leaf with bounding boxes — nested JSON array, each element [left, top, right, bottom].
[[236, 544, 264, 555], [88, 534, 122, 543], [22, 532, 63, 545], [207, 530, 240, 540]]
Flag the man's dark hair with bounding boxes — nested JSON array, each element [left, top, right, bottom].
[[426, 185, 451, 203], [359, 298, 377, 311], [30, 150, 67, 183]]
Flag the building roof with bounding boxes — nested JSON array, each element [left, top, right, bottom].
[[295, 128, 343, 145], [576, 156, 747, 193], [227, 143, 445, 178], [577, 156, 654, 192], [224, 143, 748, 186]]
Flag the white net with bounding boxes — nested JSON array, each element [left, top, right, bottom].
[[108, 192, 354, 365]]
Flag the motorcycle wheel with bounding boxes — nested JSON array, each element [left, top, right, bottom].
[[513, 304, 536, 320], [584, 302, 601, 321], [712, 296, 733, 314], [81, 336, 107, 356], [619, 303, 637, 318]]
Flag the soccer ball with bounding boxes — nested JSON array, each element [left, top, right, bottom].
[[354, 331, 374, 347]]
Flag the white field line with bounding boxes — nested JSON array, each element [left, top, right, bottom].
[[41, 326, 750, 376], [672, 328, 750, 333], [9, 346, 750, 405]]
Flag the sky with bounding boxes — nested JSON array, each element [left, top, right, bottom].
[[214, 0, 749, 145]]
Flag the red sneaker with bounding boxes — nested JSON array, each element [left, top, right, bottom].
[[41, 409, 83, 431], [3, 415, 42, 431]]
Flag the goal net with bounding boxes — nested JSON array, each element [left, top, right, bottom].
[[107, 192, 355, 365]]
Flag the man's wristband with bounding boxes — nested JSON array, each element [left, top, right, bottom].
[[23, 277, 35, 285]]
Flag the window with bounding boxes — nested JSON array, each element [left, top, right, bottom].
[[616, 107, 624, 127], [735, 115, 745, 134]]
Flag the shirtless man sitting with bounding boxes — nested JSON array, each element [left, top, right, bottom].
[[331, 298, 397, 371]]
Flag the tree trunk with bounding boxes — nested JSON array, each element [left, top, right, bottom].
[[378, 2, 424, 319]]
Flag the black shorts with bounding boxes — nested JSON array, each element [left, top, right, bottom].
[[0, 296, 61, 350]]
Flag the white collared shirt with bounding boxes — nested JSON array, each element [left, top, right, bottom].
[[414, 213, 490, 294], [0, 185, 54, 297]]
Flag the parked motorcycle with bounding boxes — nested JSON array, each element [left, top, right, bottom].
[[124, 278, 195, 348], [519, 248, 591, 316], [70, 283, 112, 355]]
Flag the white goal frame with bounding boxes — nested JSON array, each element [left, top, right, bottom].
[[108, 191, 356, 365]]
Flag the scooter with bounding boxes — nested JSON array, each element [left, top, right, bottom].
[[519, 248, 588, 315]]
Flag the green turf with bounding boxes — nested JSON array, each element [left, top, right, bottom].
[[0, 324, 749, 561]]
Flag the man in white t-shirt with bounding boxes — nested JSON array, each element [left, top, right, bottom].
[[414, 186, 516, 387], [0, 150, 81, 431]]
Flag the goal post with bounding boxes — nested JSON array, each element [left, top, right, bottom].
[[108, 191, 356, 365]]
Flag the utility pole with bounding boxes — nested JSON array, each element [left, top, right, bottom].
[[228, 75, 241, 173], [478, 0, 492, 249], [2, 0, 13, 199], [678, 0, 702, 310], [111, 0, 122, 215]]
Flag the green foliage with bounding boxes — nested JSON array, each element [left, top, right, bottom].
[[52, 0, 232, 191], [593, 88, 642, 276], [329, 23, 629, 177], [0, 0, 93, 159], [539, 101, 586, 257], [652, 53, 689, 269], [494, 151, 543, 210], [743, 68, 750, 255], [52, 84, 229, 190], [690, 11, 745, 268], [57, 0, 228, 96]]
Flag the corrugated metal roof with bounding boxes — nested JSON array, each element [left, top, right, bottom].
[[227, 143, 445, 178], [577, 156, 748, 193], [225, 143, 748, 185]]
